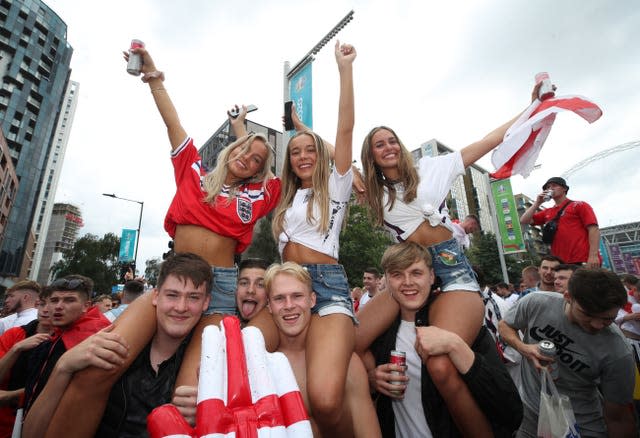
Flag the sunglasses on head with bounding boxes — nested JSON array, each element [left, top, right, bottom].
[[50, 278, 85, 290]]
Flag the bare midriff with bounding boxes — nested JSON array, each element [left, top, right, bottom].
[[174, 224, 237, 267], [406, 221, 454, 248], [282, 242, 337, 265]]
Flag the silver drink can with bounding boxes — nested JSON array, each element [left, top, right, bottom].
[[543, 189, 554, 202], [535, 72, 555, 100], [389, 350, 406, 396], [127, 39, 144, 76], [538, 340, 559, 379]]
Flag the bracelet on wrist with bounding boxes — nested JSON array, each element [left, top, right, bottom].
[[142, 70, 165, 83]]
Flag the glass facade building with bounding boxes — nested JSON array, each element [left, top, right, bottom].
[[0, 0, 73, 277]]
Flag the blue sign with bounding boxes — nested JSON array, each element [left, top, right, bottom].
[[289, 62, 313, 129], [599, 239, 611, 270], [119, 228, 137, 262]]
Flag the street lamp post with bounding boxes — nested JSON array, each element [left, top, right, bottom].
[[102, 193, 144, 271]]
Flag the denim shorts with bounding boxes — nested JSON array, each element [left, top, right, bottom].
[[302, 264, 357, 324], [206, 265, 238, 315], [428, 238, 480, 292]]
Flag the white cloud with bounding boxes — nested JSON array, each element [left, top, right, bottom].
[[46, 0, 639, 271]]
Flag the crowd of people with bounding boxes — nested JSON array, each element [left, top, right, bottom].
[[0, 39, 637, 438]]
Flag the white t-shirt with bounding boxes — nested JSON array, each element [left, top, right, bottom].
[[278, 167, 352, 259], [0, 307, 38, 335], [392, 320, 433, 438], [383, 152, 464, 242], [358, 290, 374, 308]]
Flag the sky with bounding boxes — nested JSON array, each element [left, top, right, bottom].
[[46, 0, 640, 274]]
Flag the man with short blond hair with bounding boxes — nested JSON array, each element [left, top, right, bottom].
[[0, 281, 41, 335], [265, 262, 380, 437]]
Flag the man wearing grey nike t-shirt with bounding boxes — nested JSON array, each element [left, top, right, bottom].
[[499, 269, 636, 437]]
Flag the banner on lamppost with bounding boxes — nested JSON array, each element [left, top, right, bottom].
[[490, 179, 526, 254], [119, 228, 137, 262], [289, 62, 313, 129], [599, 239, 611, 270]]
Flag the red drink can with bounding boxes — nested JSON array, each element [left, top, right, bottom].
[[127, 39, 145, 76], [535, 72, 555, 100], [389, 350, 406, 396]]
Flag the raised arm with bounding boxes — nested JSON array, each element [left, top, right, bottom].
[[227, 105, 249, 138], [333, 40, 356, 175], [519, 190, 546, 225], [124, 46, 186, 150], [460, 82, 542, 168]]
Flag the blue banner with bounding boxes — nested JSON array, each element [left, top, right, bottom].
[[118, 229, 137, 262], [289, 62, 313, 129], [599, 239, 611, 270]]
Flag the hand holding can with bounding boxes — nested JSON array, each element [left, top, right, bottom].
[[389, 350, 406, 396], [535, 72, 555, 100], [127, 39, 144, 76], [538, 340, 559, 379]]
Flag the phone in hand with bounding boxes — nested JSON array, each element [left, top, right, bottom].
[[283, 100, 294, 131], [229, 104, 258, 118]]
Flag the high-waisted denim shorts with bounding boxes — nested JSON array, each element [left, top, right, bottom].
[[206, 265, 238, 315], [428, 238, 480, 292], [302, 264, 357, 323]]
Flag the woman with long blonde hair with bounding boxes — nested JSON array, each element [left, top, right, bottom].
[[356, 85, 541, 437], [35, 44, 281, 437], [271, 40, 357, 436]]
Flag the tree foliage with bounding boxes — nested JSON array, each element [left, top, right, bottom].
[[49, 233, 121, 295], [466, 232, 523, 286], [144, 257, 161, 287], [245, 216, 280, 264], [339, 201, 392, 287]]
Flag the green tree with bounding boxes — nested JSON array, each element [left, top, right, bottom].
[[245, 215, 280, 264], [339, 202, 392, 287], [49, 233, 121, 294], [145, 257, 161, 286], [466, 232, 522, 286]]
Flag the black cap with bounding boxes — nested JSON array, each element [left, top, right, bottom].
[[542, 177, 569, 191]]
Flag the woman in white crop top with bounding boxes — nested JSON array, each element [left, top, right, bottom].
[[270, 41, 357, 436], [355, 84, 542, 437]]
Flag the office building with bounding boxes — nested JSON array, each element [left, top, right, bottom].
[[412, 139, 497, 237], [199, 118, 282, 174], [0, 0, 73, 281], [36, 202, 82, 285], [30, 80, 78, 280], [0, 130, 18, 249]]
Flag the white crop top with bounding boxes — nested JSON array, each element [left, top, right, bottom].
[[278, 167, 353, 259], [383, 151, 464, 242]]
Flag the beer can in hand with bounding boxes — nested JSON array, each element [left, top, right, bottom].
[[543, 189, 554, 202], [389, 350, 406, 396], [127, 39, 145, 76], [535, 72, 555, 100], [538, 340, 559, 379]]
